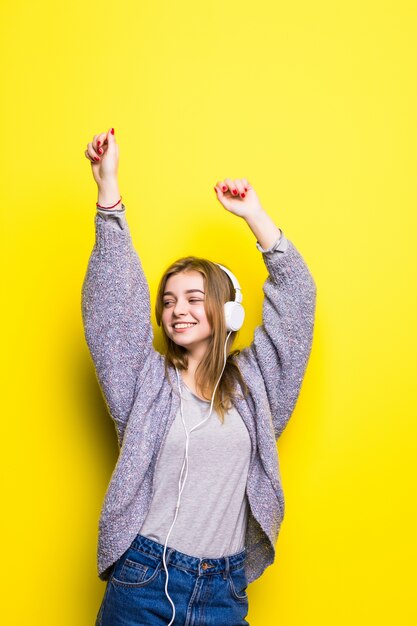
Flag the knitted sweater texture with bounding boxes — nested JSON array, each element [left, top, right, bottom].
[[81, 210, 317, 583]]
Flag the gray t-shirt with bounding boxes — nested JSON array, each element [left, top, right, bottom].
[[139, 380, 251, 558]]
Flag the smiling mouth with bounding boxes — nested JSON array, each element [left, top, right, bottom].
[[173, 323, 197, 330]]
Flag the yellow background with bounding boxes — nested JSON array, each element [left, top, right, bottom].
[[1, 0, 416, 624]]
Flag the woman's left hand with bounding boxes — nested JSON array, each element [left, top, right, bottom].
[[214, 178, 264, 219]]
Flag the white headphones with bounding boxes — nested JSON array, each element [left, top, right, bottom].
[[161, 263, 244, 626], [215, 263, 245, 331]]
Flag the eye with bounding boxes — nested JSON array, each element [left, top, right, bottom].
[[189, 298, 202, 303], [163, 301, 173, 307]]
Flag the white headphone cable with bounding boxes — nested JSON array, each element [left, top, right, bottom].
[[162, 330, 233, 625]]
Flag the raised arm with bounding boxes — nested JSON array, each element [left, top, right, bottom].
[[82, 129, 162, 443], [214, 178, 317, 439]]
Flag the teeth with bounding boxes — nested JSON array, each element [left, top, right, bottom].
[[174, 323, 196, 329]]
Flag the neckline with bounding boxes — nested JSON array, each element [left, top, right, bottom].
[[181, 378, 211, 404]]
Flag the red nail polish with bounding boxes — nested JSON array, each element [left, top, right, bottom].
[[232, 189, 237, 195], [241, 193, 245, 198], [222, 186, 227, 191], [111, 128, 115, 135], [94, 156, 100, 161], [97, 141, 101, 147]]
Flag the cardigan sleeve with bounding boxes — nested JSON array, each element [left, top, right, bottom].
[[236, 234, 317, 440], [81, 207, 163, 442]]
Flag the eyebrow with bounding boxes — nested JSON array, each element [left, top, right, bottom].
[[163, 289, 205, 297]]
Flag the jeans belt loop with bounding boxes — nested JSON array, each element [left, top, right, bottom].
[[223, 556, 230, 580]]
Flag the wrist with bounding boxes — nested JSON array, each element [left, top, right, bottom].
[[244, 207, 267, 226], [244, 208, 281, 250], [97, 180, 121, 207]]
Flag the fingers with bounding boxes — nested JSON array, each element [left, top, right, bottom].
[[84, 129, 114, 163], [217, 178, 250, 199], [84, 149, 93, 163], [94, 131, 108, 156], [85, 140, 100, 163]]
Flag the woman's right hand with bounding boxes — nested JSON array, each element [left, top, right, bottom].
[[84, 128, 119, 188]]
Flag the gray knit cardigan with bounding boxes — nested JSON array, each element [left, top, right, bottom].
[[81, 209, 317, 583]]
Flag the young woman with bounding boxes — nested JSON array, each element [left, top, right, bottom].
[[82, 128, 317, 626]]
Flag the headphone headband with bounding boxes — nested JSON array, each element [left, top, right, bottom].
[[214, 262, 245, 331], [215, 263, 243, 304]]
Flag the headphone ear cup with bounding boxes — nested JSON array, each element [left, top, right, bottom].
[[224, 301, 245, 332]]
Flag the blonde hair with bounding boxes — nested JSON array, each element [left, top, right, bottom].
[[155, 256, 248, 422]]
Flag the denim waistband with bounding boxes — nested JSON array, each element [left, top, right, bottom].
[[130, 533, 247, 576]]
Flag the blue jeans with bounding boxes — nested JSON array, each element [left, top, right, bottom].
[[95, 533, 250, 626]]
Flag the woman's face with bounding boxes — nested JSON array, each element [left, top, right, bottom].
[[161, 270, 212, 355]]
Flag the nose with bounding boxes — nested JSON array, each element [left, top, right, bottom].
[[173, 298, 188, 317]]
